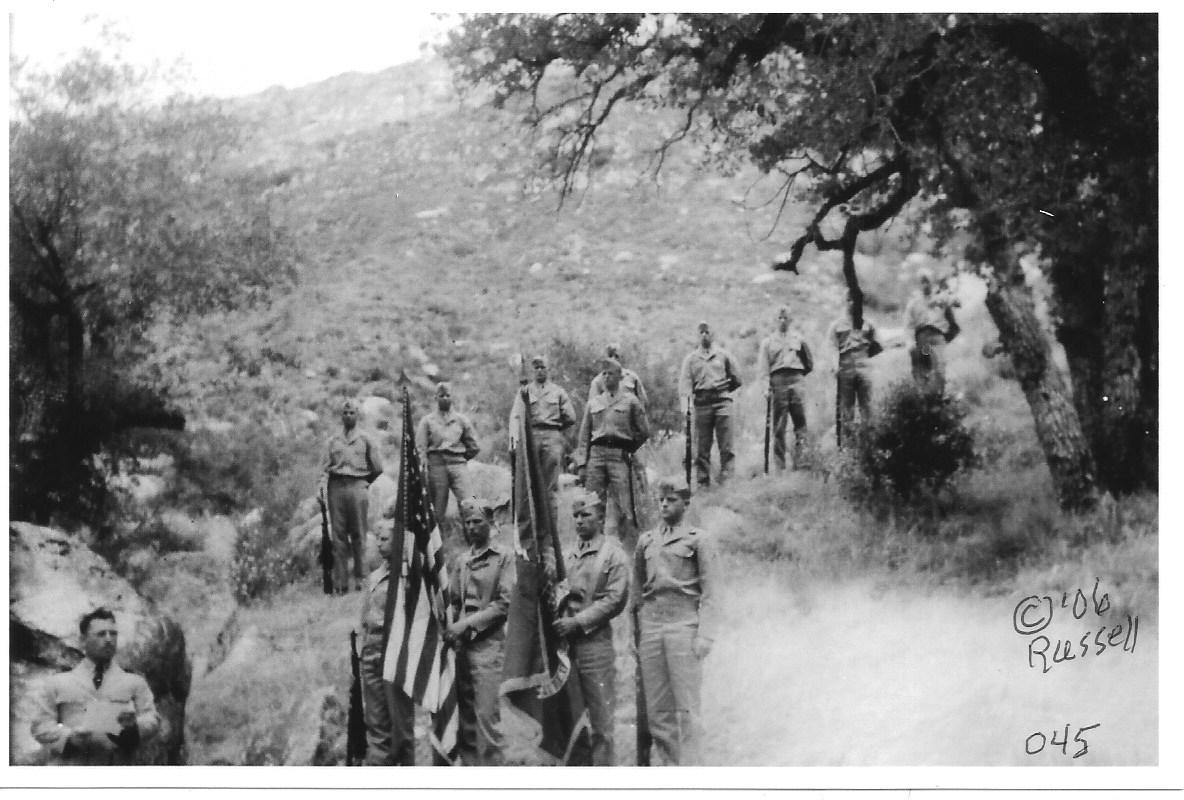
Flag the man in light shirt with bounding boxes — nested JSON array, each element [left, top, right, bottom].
[[756, 307, 814, 470], [417, 382, 481, 524], [678, 322, 742, 488], [29, 608, 160, 765]]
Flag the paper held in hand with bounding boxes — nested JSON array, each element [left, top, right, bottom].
[[81, 700, 127, 746]]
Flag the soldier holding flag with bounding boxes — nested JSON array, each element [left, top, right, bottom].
[[445, 498, 513, 766], [376, 389, 460, 765], [553, 489, 630, 766], [356, 514, 415, 765]]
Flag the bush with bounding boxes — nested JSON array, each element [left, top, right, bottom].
[[843, 380, 977, 505], [231, 518, 307, 603]]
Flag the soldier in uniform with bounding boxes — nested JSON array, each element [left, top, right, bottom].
[[757, 306, 814, 470], [417, 382, 481, 525], [552, 489, 630, 766], [575, 358, 650, 554], [633, 476, 717, 766], [29, 608, 160, 765], [321, 398, 384, 593], [357, 517, 415, 765], [678, 322, 742, 488], [588, 345, 651, 544], [827, 297, 883, 444], [445, 497, 514, 766], [509, 355, 576, 526], [904, 268, 960, 394], [588, 343, 648, 409]]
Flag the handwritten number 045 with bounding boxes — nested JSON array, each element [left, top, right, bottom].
[[1026, 724, 1100, 759]]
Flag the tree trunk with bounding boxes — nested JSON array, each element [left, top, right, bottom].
[[983, 271, 1098, 510], [64, 301, 85, 413], [1052, 244, 1157, 496]]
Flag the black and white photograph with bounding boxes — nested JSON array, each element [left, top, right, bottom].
[[5, 3, 1174, 792]]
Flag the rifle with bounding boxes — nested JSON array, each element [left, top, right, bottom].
[[835, 368, 843, 449], [632, 606, 651, 766], [763, 392, 772, 475], [317, 491, 334, 595], [347, 630, 367, 765], [683, 397, 694, 495], [624, 450, 639, 527]]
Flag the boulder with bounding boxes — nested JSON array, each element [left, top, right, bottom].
[[9, 522, 189, 765], [359, 395, 393, 426]]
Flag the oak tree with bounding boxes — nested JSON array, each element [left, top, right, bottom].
[[9, 45, 299, 521], [444, 13, 1156, 509]]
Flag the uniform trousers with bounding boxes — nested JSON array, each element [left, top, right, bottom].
[[693, 398, 734, 487], [585, 444, 638, 553], [328, 476, 369, 589], [571, 629, 617, 766], [426, 454, 471, 523], [770, 369, 808, 470], [638, 609, 703, 766], [455, 633, 505, 766], [911, 328, 947, 395], [530, 427, 566, 527], [837, 355, 873, 445], [360, 632, 415, 765]]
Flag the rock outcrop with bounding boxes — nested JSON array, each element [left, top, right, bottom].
[[9, 522, 190, 765]]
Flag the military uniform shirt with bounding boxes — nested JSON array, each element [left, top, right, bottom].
[[509, 381, 576, 432], [757, 330, 810, 375], [30, 658, 160, 762], [322, 428, 383, 479], [564, 535, 630, 636], [359, 564, 391, 635], [905, 293, 953, 335], [589, 368, 648, 408], [828, 318, 878, 356], [633, 522, 718, 639], [450, 542, 513, 638], [678, 347, 740, 398], [575, 390, 649, 465], [417, 411, 480, 460]]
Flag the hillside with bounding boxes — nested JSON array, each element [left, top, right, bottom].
[[112, 57, 1157, 768]]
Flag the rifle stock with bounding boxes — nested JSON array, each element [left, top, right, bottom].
[[632, 606, 651, 766], [347, 630, 367, 765], [763, 393, 771, 474], [318, 494, 334, 595]]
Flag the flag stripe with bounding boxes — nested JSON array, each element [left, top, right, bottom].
[[381, 388, 459, 759]]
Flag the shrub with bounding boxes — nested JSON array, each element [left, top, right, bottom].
[[844, 380, 978, 505], [230, 518, 307, 603]]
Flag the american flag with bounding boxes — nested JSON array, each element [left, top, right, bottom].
[[382, 387, 458, 762]]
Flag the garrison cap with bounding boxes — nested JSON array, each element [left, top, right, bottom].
[[530, 354, 548, 367], [460, 497, 494, 522], [601, 356, 622, 373], [605, 342, 621, 359], [570, 488, 605, 514], [697, 321, 711, 333], [341, 398, 360, 412], [655, 474, 692, 499], [435, 381, 452, 396]]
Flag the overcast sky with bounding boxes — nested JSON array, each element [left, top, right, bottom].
[[8, 1, 455, 98]]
